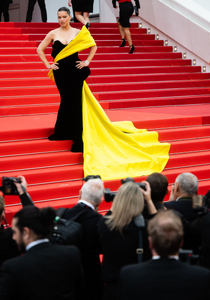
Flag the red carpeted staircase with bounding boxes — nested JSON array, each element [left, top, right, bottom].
[[0, 22, 210, 223]]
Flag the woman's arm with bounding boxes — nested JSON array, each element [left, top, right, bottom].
[[37, 31, 59, 70], [68, 0, 71, 6], [76, 45, 97, 69], [112, 0, 117, 8]]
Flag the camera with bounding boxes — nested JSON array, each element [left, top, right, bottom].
[[192, 189, 210, 215], [82, 175, 101, 182], [0, 177, 21, 195], [104, 177, 146, 202]]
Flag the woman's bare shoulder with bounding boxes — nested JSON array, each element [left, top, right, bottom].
[[45, 29, 57, 40], [71, 27, 81, 35]]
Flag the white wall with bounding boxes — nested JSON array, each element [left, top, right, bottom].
[[186, 0, 210, 11]]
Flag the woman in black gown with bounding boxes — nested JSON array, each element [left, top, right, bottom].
[[68, 0, 93, 29], [37, 7, 97, 152]]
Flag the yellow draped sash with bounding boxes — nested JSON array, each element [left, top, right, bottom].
[[48, 26, 170, 180], [48, 26, 96, 82]]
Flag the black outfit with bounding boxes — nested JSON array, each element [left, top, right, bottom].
[[26, 0, 47, 22], [0, 226, 19, 271], [62, 203, 103, 300], [118, 258, 210, 300], [112, 0, 140, 28], [0, 193, 33, 272], [143, 201, 165, 219], [0, 242, 83, 300], [72, 0, 94, 13], [164, 196, 195, 221], [0, 0, 12, 22], [190, 211, 210, 269], [49, 41, 90, 152], [98, 211, 151, 300], [164, 197, 201, 252]]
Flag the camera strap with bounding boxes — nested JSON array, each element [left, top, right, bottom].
[[121, 214, 145, 264], [134, 214, 145, 263]]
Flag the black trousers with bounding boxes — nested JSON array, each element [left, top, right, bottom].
[[0, 2, 10, 22], [26, 0, 47, 22]]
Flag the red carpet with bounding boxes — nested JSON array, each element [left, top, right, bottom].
[[0, 22, 210, 224]]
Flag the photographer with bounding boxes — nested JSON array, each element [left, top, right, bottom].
[[98, 181, 157, 300], [189, 196, 210, 269], [0, 176, 33, 270]]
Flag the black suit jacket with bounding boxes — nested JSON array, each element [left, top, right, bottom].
[[0, 242, 83, 300], [190, 211, 210, 269], [0, 226, 20, 271], [164, 197, 201, 251], [118, 258, 210, 300], [164, 196, 194, 220], [62, 204, 103, 300]]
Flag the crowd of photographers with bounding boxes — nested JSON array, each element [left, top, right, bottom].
[[0, 172, 210, 299]]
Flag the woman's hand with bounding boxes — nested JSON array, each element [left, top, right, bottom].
[[76, 61, 89, 69], [68, 0, 71, 7], [48, 63, 59, 70]]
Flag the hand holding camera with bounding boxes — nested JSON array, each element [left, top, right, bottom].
[[0, 176, 27, 195]]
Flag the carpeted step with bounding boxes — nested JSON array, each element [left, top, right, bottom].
[[105, 95, 210, 109], [158, 125, 210, 141], [0, 151, 83, 172], [0, 139, 73, 156], [1, 164, 83, 186], [1, 73, 209, 89], [1, 145, 209, 174], [97, 87, 210, 101], [0, 27, 144, 35], [166, 151, 210, 168], [0, 58, 191, 70], [0, 52, 183, 63], [1, 127, 210, 157], [1, 77, 209, 91], [0, 66, 202, 80], [0, 22, 139, 29], [169, 137, 210, 153], [0, 45, 174, 55], [88, 79, 210, 93]]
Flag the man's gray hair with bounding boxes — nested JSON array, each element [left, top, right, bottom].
[[81, 178, 104, 206], [175, 173, 198, 196]]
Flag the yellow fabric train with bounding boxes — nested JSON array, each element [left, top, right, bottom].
[[48, 26, 170, 181]]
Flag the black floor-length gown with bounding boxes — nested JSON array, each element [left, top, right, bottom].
[[49, 40, 90, 152]]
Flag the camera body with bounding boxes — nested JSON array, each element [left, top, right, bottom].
[[82, 175, 101, 182], [0, 177, 21, 195], [104, 177, 146, 202]]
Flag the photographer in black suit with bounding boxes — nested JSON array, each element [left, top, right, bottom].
[[0, 205, 83, 300], [164, 172, 198, 221], [61, 178, 104, 300], [118, 210, 210, 300], [0, 196, 19, 270], [0, 176, 33, 271]]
